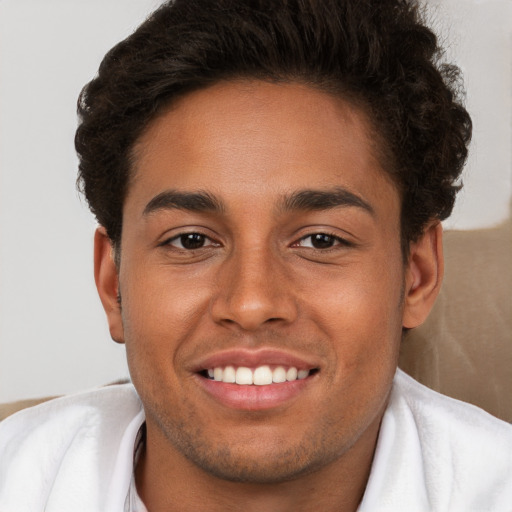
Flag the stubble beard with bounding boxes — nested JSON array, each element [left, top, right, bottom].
[[144, 399, 349, 485]]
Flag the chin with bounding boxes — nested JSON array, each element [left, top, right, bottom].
[[181, 445, 331, 484], [159, 419, 341, 484]]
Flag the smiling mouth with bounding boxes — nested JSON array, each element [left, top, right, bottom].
[[200, 365, 319, 385]]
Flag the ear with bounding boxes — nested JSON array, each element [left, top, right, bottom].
[[94, 227, 125, 344], [402, 222, 444, 329]]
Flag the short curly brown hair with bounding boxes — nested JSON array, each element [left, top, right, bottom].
[[76, 0, 471, 257]]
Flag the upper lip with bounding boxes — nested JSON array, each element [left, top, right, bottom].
[[192, 348, 321, 372]]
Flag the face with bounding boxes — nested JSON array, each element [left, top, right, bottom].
[[96, 81, 431, 484]]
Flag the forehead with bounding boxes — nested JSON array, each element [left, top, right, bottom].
[[127, 80, 398, 218]]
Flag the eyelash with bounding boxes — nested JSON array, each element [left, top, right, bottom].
[[294, 233, 353, 250], [161, 232, 219, 251]]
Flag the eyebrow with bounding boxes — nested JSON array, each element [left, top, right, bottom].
[[280, 187, 374, 215], [143, 190, 225, 216], [142, 186, 374, 217]]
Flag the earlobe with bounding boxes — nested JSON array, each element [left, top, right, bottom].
[[402, 222, 444, 329], [94, 227, 125, 344]]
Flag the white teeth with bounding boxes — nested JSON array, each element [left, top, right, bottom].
[[206, 365, 312, 385], [286, 367, 298, 381], [253, 365, 273, 385], [222, 365, 236, 383], [272, 366, 287, 383], [235, 367, 253, 385], [297, 369, 309, 380]]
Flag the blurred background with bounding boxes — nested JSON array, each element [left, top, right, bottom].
[[0, 0, 510, 402]]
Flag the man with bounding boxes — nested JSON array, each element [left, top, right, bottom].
[[1, 0, 511, 510]]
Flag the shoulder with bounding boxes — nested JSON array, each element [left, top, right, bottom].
[[363, 369, 512, 511], [0, 384, 144, 511], [392, 368, 512, 442], [0, 383, 142, 446]]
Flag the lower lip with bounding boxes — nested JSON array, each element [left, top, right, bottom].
[[196, 375, 313, 411]]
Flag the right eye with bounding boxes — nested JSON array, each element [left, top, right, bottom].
[[165, 233, 217, 250]]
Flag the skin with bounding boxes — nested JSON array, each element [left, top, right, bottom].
[[95, 81, 443, 511]]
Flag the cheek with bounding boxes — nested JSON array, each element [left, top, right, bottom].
[[121, 260, 210, 330], [306, 259, 405, 367], [312, 263, 404, 392], [118, 263, 212, 379]]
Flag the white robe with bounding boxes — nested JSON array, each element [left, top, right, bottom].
[[1, 369, 511, 511]]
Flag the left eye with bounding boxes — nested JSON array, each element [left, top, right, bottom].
[[296, 233, 346, 249], [166, 233, 216, 250]]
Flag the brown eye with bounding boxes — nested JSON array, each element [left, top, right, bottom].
[[168, 233, 212, 250], [181, 233, 206, 249], [297, 233, 341, 249], [310, 234, 336, 249]]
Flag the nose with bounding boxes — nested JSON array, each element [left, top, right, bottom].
[[210, 246, 298, 331]]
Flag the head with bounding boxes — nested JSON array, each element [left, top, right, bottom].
[[78, 0, 471, 492]]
